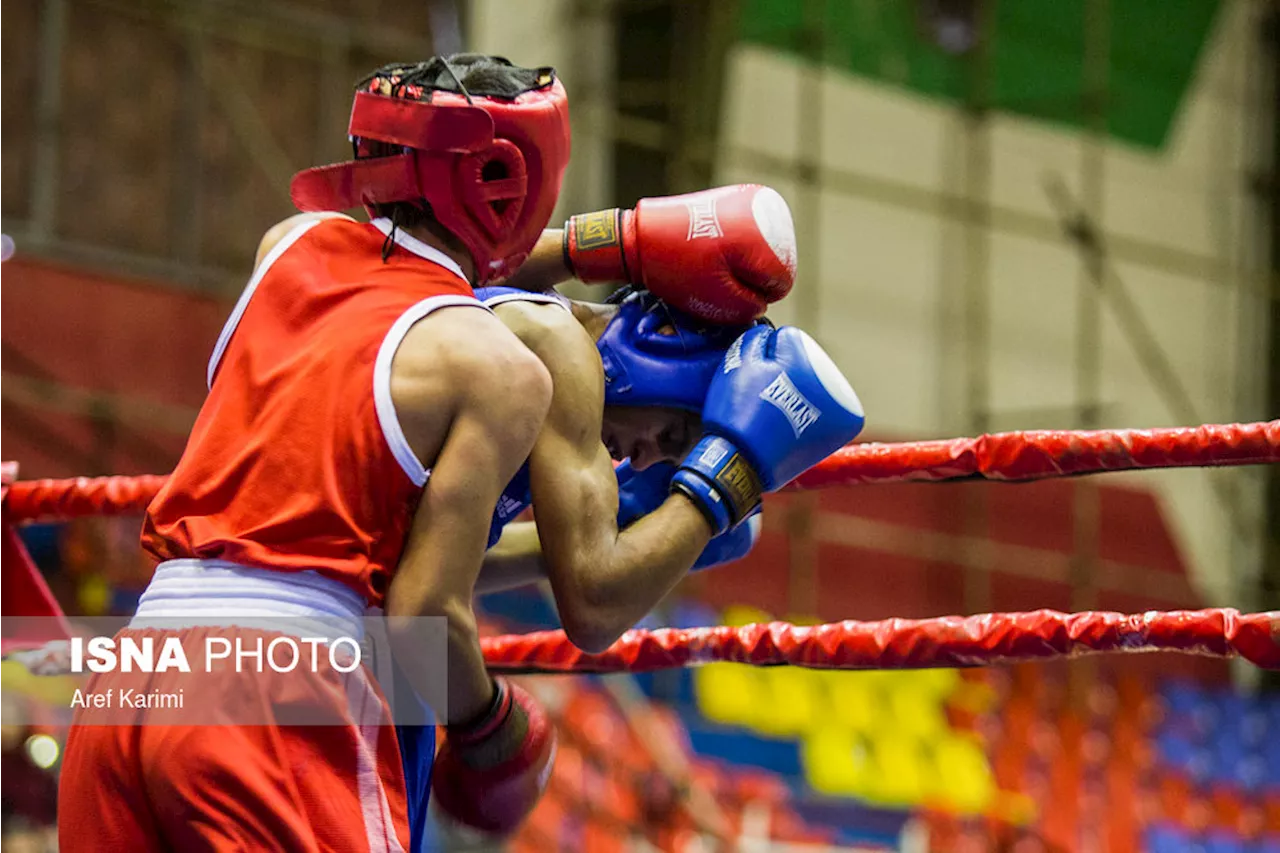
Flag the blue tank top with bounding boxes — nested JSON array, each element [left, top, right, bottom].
[[486, 462, 531, 548]]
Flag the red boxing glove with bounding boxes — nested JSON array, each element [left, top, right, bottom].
[[431, 678, 556, 835], [564, 184, 796, 325]]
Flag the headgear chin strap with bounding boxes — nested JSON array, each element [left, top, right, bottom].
[[598, 291, 755, 413], [289, 58, 571, 284]]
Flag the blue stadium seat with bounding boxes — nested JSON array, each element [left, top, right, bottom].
[[1211, 730, 1245, 767], [1155, 731, 1212, 781], [1203, 830, 1247, 853], [1228, 754, 1268, 792], [1264, 738, 1280, 785], [1214, 691, 1268, 748], [1251, 837, 1280, 853], [1215, 690, 1249, 719], [1238, 706, 1268, 748], [1160, 681, 1206, 716], [683, 719, 803, 778], [1145, 825, 1207, 853], [1159, 681, 1218, 743], [1266, 695, 1280, 738]]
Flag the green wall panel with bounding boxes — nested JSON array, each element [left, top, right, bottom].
[[740, 0, 1221, 149]]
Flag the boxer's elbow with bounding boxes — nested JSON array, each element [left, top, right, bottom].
[[560, 615, 623, 655], [555, 585, 630, 654]]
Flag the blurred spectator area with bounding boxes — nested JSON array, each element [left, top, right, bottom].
[[15, 516, 152, 618], [478, 595, 1280, 852], [2, 0, 438, 279], [1, 1, 445, 479]]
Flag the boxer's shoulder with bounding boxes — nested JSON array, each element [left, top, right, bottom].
[[253, 212, 356, 270], [492, 297, 595, 375]]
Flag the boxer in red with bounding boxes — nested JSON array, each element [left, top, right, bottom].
[[56, 55, 857, 851]]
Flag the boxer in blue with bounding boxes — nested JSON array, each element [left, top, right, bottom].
[[473, 286, 772, 591], [400, 284, 866, 847]]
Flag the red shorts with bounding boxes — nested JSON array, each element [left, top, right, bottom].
[[57, 622, 410, 852]]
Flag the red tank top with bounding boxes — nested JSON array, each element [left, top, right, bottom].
[[142, 217, 484, 606]]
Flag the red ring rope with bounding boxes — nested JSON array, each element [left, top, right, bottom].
[[8, 609, 1275, 674], [4, 422, 1277, 671], [5, 473, 168, 524], [4, 420, 1277, 523], [790, 419, 1280, 488], [480, 609, 1280, 673]]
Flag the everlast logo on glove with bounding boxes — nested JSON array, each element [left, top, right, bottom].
[[722, 335, 746, 373], [690, 440, 763, 524], [685, 198, 723, 240], [714, 454, 763, 523], [672, 324, 864, 537], [760, 372, 822, 437], [572, 210, 620, 250]]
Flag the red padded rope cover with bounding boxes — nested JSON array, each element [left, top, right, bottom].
[[5, 421, 1277, 522], [7, 609, 1275, 674], [790, 419, 1280, 488], [479, 609, 1280, 673], [5, 474, 169, 524]]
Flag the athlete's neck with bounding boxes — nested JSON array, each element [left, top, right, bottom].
[[569, 299, 618, 344], [400, 222, 477, 283]]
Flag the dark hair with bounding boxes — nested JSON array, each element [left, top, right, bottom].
[[355, 54, 545, 234]]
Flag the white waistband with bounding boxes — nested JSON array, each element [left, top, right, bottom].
[[131, 560, 367, 641]]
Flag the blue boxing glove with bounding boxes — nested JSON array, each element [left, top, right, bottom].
[[693, 513, 761, 571], [671, 326, 865, 535], [615, 460, 678, 529], [615, 460, 761, 570]]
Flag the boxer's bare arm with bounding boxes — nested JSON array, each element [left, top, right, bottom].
[[253, 212, 354, 269], [498, 228, 572, 293], [384, 307, 551, 723], [495, 301, 713, 653]]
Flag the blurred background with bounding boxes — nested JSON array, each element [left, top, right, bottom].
[[2, 0, 1279, 850]]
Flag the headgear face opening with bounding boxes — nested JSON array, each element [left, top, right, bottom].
[[598, 291, 755, 413], [289, 56, 571, 284]]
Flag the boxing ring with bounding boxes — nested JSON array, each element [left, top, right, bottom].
[[4, 419, 1278, 672]]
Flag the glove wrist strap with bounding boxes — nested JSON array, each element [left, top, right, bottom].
[[673, 436, 763, 535], [449, 677, 511, 743], [565, 208, 632, 282], [670, 476, 730, 537]]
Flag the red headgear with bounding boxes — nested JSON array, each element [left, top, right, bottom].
[[290, 59, 571, 284]]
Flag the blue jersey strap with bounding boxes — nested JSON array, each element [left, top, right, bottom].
[[472, 285, 570, 310]]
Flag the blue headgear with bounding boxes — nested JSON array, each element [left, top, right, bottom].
[[597, 290, 752, 412]]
